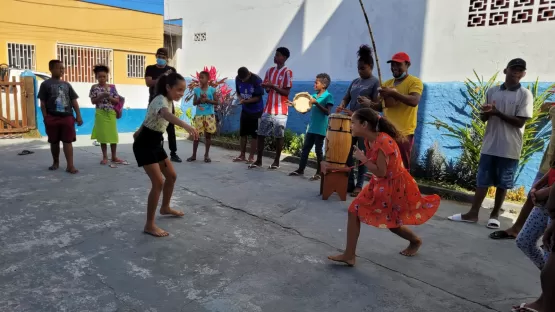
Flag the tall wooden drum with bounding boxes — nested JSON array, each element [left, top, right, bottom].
[[325, 113, 352, 168]]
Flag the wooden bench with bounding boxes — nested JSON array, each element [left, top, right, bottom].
[[319, 161, 352, 201]]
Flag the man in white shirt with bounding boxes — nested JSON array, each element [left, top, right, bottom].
[[448, 58, 533, 229]]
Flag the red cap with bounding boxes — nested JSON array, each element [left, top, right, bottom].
[[387, 52, 410, 63]]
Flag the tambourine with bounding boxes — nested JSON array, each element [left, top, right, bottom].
[[292, 92, 312, 114]]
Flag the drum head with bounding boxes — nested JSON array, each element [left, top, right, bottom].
[[293, 92, 312, 113], [329, 113, 351, 119]]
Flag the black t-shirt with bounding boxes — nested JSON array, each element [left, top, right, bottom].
[[145, 64, 176, 102], [37, 79, 79, 117]]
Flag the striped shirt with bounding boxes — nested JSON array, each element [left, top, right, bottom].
[[263, 66, 293, 115]]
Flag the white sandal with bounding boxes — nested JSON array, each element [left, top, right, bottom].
[[447, 213, 477, 223], [486, 218, 500, 229]]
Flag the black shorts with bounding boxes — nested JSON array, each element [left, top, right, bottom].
[[240, 111, 262, 138], [133, 127, 167, 167]]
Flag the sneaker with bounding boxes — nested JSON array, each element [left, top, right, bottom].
[[170, 154, 182, 163]]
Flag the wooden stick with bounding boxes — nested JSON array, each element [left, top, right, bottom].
[[358, 0, 383, 86]]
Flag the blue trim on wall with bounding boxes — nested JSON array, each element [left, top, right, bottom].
[[180, 79, 554, 189], [36, 108, 147, 137]]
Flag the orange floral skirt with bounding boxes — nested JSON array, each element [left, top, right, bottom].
[[348, 171, 440, 228]]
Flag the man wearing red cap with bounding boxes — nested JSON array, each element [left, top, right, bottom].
[[374, 52, 423, 170]]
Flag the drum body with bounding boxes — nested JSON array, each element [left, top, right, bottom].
[[325, 113, 352, 168]]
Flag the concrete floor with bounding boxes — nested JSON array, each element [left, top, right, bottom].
[[0, 134, 541, 312]]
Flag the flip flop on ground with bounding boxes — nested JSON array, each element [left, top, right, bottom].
[[489, 230, 516, 240], [447, 213, 477, 223], [112, 159, 129, 165], [17, 150, 34, 156]]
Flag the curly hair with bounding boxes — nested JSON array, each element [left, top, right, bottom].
[[357, 45, 374, 68], [93, 64, 110, 75]]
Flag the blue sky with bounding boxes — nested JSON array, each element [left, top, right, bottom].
[[84, 0, 162, 14], [83, 0, 182, 25]]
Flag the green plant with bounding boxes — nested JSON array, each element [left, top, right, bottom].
[[174, 106, 194, 133], [185, 107, 193, 122], [431, 70, 555, 189], [487, 186, 526, 203], [520, 79, 555, 175], [412, 143, 447, 182], [286, 133, 305, 157]]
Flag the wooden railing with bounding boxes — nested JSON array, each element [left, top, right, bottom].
[[0, 76, 36, 134]]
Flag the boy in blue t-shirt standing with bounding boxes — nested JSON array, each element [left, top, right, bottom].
[[233, 67, 265, 163], [187, 71, 219, 163], [289, 73, 334, 180]]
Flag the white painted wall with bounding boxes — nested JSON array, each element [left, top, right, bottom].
[[164, 0, 427, 82], [71, 83, 150, 109], [421, 0, 555, 81], [165, 0, 555, 82]]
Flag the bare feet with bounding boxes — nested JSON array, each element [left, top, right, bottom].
[[100, 159, 108, 165], [160, 207, 185, 217], [66, 166, 79, 174], [48, 162, 59, 171], [144, 225, 169, 237], [400, 239, 422, 257], [327, 254, 356, 267]]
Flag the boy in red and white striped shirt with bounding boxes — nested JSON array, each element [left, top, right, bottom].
[[249, 47, 293, 169]]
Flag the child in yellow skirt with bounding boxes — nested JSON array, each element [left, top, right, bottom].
[[187, 71, 219, 163], [328, 108, 440, 265]]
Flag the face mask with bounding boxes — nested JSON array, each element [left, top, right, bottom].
[[156, 58, 167, 66], [395, 72, 407, 79]]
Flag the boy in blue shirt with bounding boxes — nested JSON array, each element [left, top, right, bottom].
[[289, 73, 334, 180], [233, 67, 265, 163], [187, 71, 219, 163]]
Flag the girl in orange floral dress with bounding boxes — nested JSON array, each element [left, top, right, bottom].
[[328, 108, 440, 265]]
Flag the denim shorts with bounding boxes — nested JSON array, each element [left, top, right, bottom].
[[476, 154, 519, 189]]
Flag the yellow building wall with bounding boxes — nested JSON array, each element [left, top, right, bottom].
[[0, 0, 163, 85]]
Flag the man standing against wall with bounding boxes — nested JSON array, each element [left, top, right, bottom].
[[373, 52, 423, 170], [249, 47, 292, 170], [144, 48, 181, 162], [448, 58, 533, 229]]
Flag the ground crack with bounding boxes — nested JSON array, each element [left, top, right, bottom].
[[179, 185, 501, 312]]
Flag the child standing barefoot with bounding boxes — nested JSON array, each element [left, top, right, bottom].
[[328, 108, 440, 265], [133, 73, 199, 237], [187, 71, 219, 163]]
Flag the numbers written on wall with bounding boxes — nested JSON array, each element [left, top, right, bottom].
[[468, 0, 555, 27], [194, 33, 207, 42]]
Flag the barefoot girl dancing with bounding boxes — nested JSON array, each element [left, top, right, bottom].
[[133, 73, 199, 237], [328, 108, 440, 265]]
